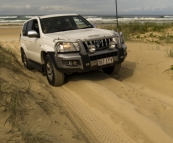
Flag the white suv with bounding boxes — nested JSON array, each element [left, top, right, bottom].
[[20, 14, 127, 86]]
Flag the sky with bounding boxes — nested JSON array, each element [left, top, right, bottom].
[[0, 0, 173, 15]]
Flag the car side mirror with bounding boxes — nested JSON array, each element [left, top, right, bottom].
[[28, 30, 38, 38]]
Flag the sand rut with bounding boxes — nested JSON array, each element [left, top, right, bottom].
[[50, 70, 173, 143], [50, 85, 135, 143]]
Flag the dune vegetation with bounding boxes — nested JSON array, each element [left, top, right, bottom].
[[99, 22, 173, 44], [99, 22, 173, 60]]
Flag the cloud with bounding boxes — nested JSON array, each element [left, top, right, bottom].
[[122, 4, 173, 15], [26, 4, 31, 10], [124, 7, 142, 12], [0, 0, 172, 15], [39, 5, 73, 11]]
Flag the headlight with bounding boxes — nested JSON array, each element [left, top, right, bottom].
[[55, 42, 80, 52], [112, 37, 119, 44], [109, 37, 120, 49]]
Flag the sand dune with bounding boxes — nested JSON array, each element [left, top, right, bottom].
[[0, 26, 173, 143]]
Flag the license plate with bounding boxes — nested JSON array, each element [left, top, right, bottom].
[[97, 57, 113, 66]]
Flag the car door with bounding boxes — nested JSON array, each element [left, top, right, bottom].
[[26, 19, 42, 63]]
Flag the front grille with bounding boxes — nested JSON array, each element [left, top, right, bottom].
[[83, 38, 113, 52], [90, 52, 117, 61]]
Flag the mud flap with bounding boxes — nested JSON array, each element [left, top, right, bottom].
[[118, 48, 125, 63]]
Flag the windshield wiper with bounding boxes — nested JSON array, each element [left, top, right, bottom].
[[61, 26, 78, 31]]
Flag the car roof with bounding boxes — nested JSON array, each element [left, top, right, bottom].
[[38, 14, 78, 19], [23, 14, 79, 24]]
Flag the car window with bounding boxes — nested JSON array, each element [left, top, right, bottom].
[[26, 20, 33, 36], [33, 20, 40, 37], [73, 17, 91, 29], [40, 15, 93, 34], [22, 22, 27, 36], [24, 19, 40, 37]]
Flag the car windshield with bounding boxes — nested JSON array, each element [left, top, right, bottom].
[[40, 15, 94, 34]]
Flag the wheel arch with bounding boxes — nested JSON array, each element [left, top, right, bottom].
[[41, 51, 59, 72], [41, 51, 47, 65], [20, 43, 28, 60], [40, 44, 54, 64]]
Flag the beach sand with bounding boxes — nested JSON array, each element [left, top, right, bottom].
[[0, 26, 173, 143]]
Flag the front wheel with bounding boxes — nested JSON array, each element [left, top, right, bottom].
[[103, 63, 121, 74], [45, 55, 65, 86]]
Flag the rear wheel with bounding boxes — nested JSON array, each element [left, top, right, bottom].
[[103, 63, 121, 74], [21, 49, 34, 70], [45, 55, 64, 86]]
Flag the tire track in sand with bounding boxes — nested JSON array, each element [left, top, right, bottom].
[[62, 71, 173, 143], [50, 85, 135, 143]]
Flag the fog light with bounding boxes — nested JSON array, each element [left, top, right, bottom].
[[88, 44, 96, 53], [73, 61, 77, 66], [62, 61, 72, 66], [109, 41, 116, 49], [62, 60, 80, 66]]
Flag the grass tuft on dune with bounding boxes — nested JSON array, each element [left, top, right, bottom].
[[0, 45, 53, 143], [98, 22, 173, 44]]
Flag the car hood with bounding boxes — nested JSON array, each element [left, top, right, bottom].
[[44, 28, 118, 42]]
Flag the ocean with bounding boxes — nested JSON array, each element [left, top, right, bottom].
[[0, 15, 173, 25]]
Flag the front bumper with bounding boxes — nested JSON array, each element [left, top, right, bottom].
[[48, 44, 127, 73]]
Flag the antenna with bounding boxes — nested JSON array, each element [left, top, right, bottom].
[[115, 0, 118, 32]]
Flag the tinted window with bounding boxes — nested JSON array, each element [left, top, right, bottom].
[[25, 19, 40, 37], [22, 22, 27, 36], [26, 20, 33, 35], [40, 15, 93, 34], [32, 20, 40, 37]]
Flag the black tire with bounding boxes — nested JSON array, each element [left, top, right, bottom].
[[45, 55, 64, 86], [103, 63, 121, 74], [21, 49, 34, 70]]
